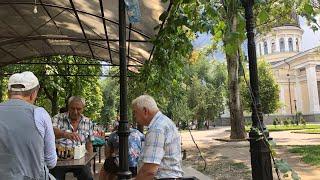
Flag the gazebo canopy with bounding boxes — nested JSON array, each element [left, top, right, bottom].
[[0, 0, 169, 72]]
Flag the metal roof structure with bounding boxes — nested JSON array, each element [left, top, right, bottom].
[[0, 0, 170, 72]]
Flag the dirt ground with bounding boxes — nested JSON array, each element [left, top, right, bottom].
[[180, 127, 320, 180], [65, 127, 320, 179]]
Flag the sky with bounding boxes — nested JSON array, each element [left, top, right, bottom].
[[192, 17, 320, 60]]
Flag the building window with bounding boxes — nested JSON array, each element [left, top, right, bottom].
[[288, 38, 293, 52], [280, 38, 285, 52], [271, 40, 276, 53], [263, 41, 268, 55], [296, 38, 299, 51], [299, 68, 305, 72]]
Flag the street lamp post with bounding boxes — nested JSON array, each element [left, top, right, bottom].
[[287, 73, 293, 115], [294, 99, 298, 125], [241, 0, 273, 179]]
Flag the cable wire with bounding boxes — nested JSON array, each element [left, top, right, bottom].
[[239, 53, 281, 180], [187, 127, 207, 171]]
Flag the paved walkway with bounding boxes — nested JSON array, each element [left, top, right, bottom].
[[180, 126, 320, 180]]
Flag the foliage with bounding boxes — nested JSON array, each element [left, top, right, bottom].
[[1, 56, 103, 120], [296, 0, 320, 31], [289, 145, 320, 167], [99, 68, 119, 125], [178, 51, 227, 129], [274, 159, 301, 180], [241, 59, 280, 114], [295, 111, 303, 125], [273, 118, 280, 127], [300, 118, 306, 126], [283, 118, 290, 126], [266, 140, 301, 180]]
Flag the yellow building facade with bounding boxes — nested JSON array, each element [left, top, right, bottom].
[[256, 25, 320, 115]]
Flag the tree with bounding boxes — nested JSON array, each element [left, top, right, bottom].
[[178, 0, 302, 139], [241, 59, 280, 114], [100, 68, 120, 125], [1, 56, 103, 120], [185, 51, 227, 129]]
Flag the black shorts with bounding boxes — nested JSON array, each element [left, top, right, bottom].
[[103, 157, 137, 177]]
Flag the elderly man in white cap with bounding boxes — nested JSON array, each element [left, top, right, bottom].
[[0, 71, 57, 180]]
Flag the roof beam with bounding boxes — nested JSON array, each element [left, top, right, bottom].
[[69, 0, 95, 59], [10, 4, 58, 55], [0, 36, 150, 46], [39, 0, 76, 55], [99, 0, 113, 64], [12, 61, 142, 67], [0, 72, 128, 78], [0, 47, 23, 63], [0, 2, 152, 39]]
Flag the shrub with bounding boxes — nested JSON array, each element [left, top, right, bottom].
[[245, 120, 252, 127], [283, 118, 290, 126], [273, 118, 279, 127], [296, 111, 303, 125], [300, 118, 306, 126], [290, 118, 296, 125]]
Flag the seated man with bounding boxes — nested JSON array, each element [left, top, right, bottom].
[[132, 95, 184, 180], [51, 96, 94, 180], [99, 121, 144, 180]]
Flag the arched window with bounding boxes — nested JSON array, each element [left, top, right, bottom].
[[296, 38, 299, 51], [263, 41, 268, 55], [280, 38, 285, 52], [271, 40, 276, 53], [288, 38, 293, 52]]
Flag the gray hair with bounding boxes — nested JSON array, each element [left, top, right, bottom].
[[8, 85, 40, 97], [132, 95, 159, 112], [68, 96, 86, 107]]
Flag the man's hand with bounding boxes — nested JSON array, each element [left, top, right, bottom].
[[64, 132, 81, 142], [135, 163, 159, 180]]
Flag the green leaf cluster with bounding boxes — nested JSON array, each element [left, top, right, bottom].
[[0, 56, 103, 121], [241, 59, 280, 114]]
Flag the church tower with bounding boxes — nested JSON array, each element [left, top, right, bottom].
[[255, 13, 304, 63]]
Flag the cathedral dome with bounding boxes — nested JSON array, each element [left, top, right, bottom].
[[255, 25, 303, 63]]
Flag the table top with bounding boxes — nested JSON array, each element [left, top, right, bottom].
[[54, 152, 97, 169]]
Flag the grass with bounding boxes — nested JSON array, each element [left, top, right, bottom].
[[289, 145, 320, 166], [292, 129, 320, 134], [245, 124, 320, 132]]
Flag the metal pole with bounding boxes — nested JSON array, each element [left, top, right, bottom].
[[118, 0, 131, 179], [288, 75, 293, 114], [241, 0, 273, 179], [294, 99, 298, 125]]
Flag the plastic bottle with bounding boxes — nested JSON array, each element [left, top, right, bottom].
[[124, 0, 141, 23]]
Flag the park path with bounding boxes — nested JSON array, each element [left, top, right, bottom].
[[180, 127, 320, 180]]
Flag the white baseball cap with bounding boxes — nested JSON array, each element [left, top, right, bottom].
[[8, 71, 39, 91]]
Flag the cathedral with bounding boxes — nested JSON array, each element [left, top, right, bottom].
[[256, 17, 320, 116]]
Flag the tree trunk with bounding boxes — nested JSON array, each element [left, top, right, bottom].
[[51, 89, 58, 116], [224, 16, 247, 139]]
